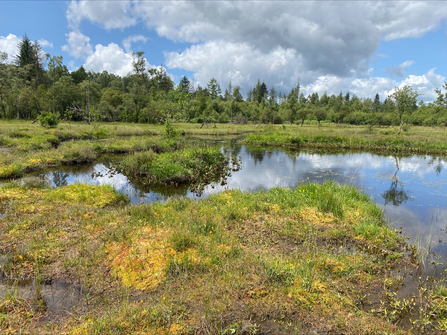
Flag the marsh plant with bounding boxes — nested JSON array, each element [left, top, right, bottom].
[[119, 147, 241, 195]]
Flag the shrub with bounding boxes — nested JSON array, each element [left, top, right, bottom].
[[38, 112, 59, 128]]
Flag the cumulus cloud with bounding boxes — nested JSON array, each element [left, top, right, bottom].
[[133, 1, 383, 77], [303, 69, 445, 102], [67, 0, 136, 30], [62, 31, 93, 58], [0, 34, 20, 63], [122, 35, 148, 54], [366, 2, 447, 41], [64, 1, 447, 101], [385, 60, 415, 78], [38, 39, 53, 49], [165, 41, 303, 91], [84, 42, 152, 77]]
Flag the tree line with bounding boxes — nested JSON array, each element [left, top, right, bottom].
[[1, 35, 447, 128]]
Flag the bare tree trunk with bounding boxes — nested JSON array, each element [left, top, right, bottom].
[[87, 75, 90, 120], [397, 121, 404, 135], [17, 96, 20, 120]]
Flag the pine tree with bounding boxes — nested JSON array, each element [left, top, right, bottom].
[[15, 34, 35, 67], [344, 92, 350, 104], [268, 86, 277, 106], [207, 78, 221, 99], [372, 93, 381, 112], [179, 76, 190, 93]]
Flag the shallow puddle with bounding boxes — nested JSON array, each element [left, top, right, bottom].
[[0, 276, 84, 319]]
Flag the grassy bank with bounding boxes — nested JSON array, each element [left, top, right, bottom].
[[0, 121, 256, 154], [245, 129, 447, 156], [3, 121, 447, 159], [0, 137, 182, 179], [3, 180, 445, 334], [0, 121, 161, 152]]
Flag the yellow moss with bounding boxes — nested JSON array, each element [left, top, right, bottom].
[[49, 184, 120, 207], [107, 227, 211, 290], [298, 207, 335, 226], [169, 323, 184, 334], [83, 211, 96, 218], [324, 258, 346, 274], [270, 204, 281, 212], [108, 227, 175, 290], [0, 188, 29, 200], [0, 165, 21, 178], [345, 208, 363, 224]]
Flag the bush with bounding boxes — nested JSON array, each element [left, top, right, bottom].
[[162, 121, 179, 139], [38, 112, 59, 129]]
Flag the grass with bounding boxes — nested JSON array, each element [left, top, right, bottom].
[[245, 124, 447, 155], [1, 179, 425, 334], [2, 121, 447, 174], [0, 137, 182, 179], [0, 121, 255, 154], [2, 120, 447, 333], [119, 147, 234, 190]]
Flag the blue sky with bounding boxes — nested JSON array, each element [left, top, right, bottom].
[[1, 1, 446, 101]]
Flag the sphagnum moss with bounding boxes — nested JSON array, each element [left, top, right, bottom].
[[1, 179, 421, 334]]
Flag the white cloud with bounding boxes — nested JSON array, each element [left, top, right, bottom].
[[84, 42, 152, 77], [122, 35, 148, 54], [166, 39, 444, 102], [67, 0, 136, 30], [64, 1, 447, 100], [303, 69, 445, 102], [366, 2, 447, 41], [62, 31, 93, 59], [385, 60, 415, 78], [166, 41, 303, 91], [0, 33, 20, 63], [38, 39, 53, 49], [398, 69, 446, 102]]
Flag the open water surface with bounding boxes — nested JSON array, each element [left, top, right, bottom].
[[33, 143, 447, 256]]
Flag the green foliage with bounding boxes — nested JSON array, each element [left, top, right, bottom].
[[162, 121, 179, 139], [119, 147, 236, 194], [0, 39, 442, 129], [38, 111, 59, 128]]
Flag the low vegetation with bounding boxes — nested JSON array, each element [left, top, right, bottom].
[[3, 179, 445, 334], [0, 135, 182, 179], [119, 147, 238, 193], [245, 130, 447, 155], [1, 120, 447, 333]]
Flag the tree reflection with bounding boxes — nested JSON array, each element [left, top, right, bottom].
[[382, 157, 411, 206], [51, 171, 69, 187], [249, 149, 266, 165]]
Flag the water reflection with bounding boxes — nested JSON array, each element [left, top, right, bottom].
[[382, 157, 412, 207], [32, 145, 447, 261]]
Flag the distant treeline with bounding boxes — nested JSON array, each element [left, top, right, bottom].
[[1, 35, 447, 127]]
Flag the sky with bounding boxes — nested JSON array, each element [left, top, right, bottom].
[[1, 0, 446, 102]]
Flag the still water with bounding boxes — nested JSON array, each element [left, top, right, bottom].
[[36, 143, 447, 261]]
